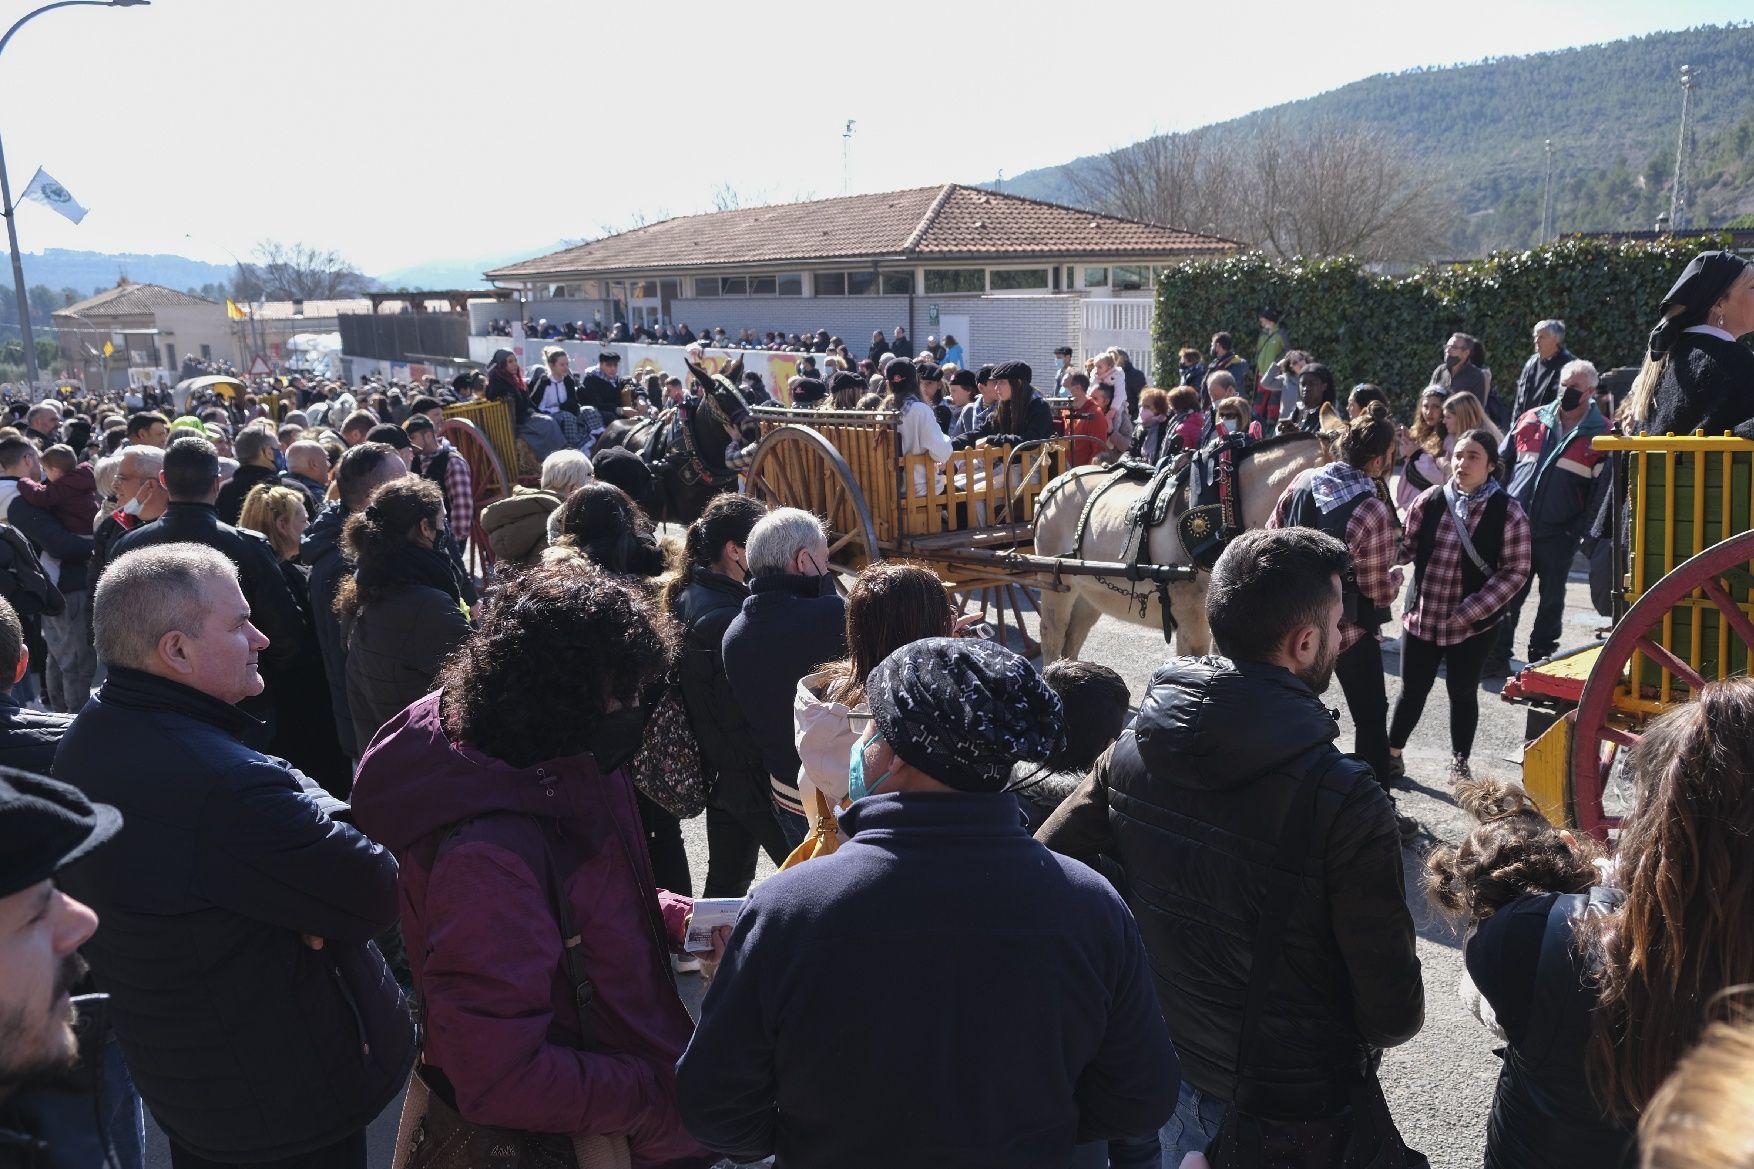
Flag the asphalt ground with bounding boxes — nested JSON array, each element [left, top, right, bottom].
[[144, 570, 1601, 1168]]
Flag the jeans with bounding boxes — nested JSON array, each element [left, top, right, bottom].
[[1390, 626, 1498, 759], [704, 800, 790, 898], [1333, 635, 1390, 792], [1496, 533, 1577, 665], [103, 1036, 145, 1169], [41, 591, 95, 712], [170, 1129, 366, 1169], [1160, 1081, 1228, 1165], [773, 802, 809, 853]]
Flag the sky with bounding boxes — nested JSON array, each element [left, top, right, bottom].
[[0, 0, 1746, 279]]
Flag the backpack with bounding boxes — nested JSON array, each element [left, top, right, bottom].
[[0, 523, 64, 619], [627, 667, 708, 819]]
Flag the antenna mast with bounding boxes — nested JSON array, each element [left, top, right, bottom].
[[1540, 139, 1554, 243], [1669, 65, 1696, 231], [842, 120, 856, 195]]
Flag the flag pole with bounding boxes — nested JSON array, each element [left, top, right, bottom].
[[0, 130, 39, 394]]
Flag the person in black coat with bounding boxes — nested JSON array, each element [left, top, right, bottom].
[[577, 351, 629, 421], [0, 594, 70, 772], [524, 347, 583, 418], [109, 437, 306, 756], [1039, 528, 1423, 1163], [720, 508, 846, 851], [952, 360, 1054, 449], [55, 543, 413, 1169], [1629, 250, 1754, 438], [215, 426, 282, 526]]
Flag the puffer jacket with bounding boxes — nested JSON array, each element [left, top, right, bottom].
[[673, 567, 766, 821], [350, 693, 712, 1169], [793, 669, 860, 831], [1040, 656, 1422, 1119], [341, 584, 471, 751]]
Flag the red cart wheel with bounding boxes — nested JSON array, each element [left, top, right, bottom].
[[439, 418, 512, 578], [1571, 529, 1754, 840]]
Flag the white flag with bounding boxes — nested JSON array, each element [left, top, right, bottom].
[[18, 168, 87, 225]]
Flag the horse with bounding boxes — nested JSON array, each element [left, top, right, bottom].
[[1032, 429, 1337, 661], [593, 355, 760, 526]]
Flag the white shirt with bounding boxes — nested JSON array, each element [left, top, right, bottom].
[[1685, 323, 1738, 343]]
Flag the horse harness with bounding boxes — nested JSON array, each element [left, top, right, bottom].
[[1069, 434, 1249, 643], [666, 389, 741, 488]]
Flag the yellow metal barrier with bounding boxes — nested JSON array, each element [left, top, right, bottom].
[[1521, 716, 1572, 828]]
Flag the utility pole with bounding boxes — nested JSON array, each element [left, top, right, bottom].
[[841, 120, 855, 196], [1540, 139, 1555, 243], [1670, 65, 1696, 231]]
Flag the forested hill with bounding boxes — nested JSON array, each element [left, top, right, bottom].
[[996, 24, 1754, 256]]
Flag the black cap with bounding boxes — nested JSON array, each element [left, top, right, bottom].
[[991, 360, 1033, 386], [885, 358, 916, 384], [488, 348, 514, 367], [409, 396, 443, 415], [915, 361, 943, 382], [793, 376, 831, 405], [0, 770, 121, 899], [597, 351, 621, 364], [592, 446, 652, 499], [949, 369, 978, 390], [1259, 305, 1283, 323], [1053, 346, 1074, 356], [975, 364, 995, 384], [366, 423, 410, 450]]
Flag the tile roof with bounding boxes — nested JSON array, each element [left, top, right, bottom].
[[485, 184, 1236, 280], [52, 283, 217, 318]]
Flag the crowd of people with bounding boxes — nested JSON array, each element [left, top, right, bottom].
[[484, 320, 962, 367], [0, 250, 1753, 1169]]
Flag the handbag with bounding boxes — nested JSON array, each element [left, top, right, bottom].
[[1205, 756, 1428, 1169], [627, 669, 709, 819], [390, 821, 633, 1169], [780, 789, 843, 869]]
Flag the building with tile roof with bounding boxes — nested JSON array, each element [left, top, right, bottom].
[[479, 184, 1237, 378], [51, 281, 233, 391]]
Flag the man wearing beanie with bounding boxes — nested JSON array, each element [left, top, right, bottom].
[[678, 638, 1179, 1169]]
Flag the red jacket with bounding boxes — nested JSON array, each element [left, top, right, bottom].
[[350, 693, 711, 1168]]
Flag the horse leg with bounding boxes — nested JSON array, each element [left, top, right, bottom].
[[1170, 582, 1212, 657], [1038, 586, 1074, 662]]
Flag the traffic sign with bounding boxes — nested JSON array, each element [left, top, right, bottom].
[[247, 355, 274, 376]]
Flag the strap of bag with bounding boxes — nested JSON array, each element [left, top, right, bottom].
[[1230, 750, 1345, 1109], [532, 818, 597, 1048], [1442, 485, 1491, 575]]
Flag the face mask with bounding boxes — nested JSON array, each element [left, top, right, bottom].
[[589, 706, 647, 774], [121, 494, 145, 517], [1219, 417, 1239, 433], [848, 735, 892, 801], [274, 450, 288, 473], [1560, 386, 1585, 411]]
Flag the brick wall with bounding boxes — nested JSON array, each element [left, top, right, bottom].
[[926, 294, 1082, 372]]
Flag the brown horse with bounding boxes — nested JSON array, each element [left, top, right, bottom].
[[1032, 429, 1337, 660]]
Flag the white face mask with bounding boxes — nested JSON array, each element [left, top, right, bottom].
[[121, 494, 145, 517]]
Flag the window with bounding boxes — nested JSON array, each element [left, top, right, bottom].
[[658, 280, 680, 301], [693, 277, 719, 298], [1113, 265, 1149, 291], [846, 271, 878, 296], [749, 275, 778, 296], [925, 269, 985, 294], [777, 273, 804, 296], [719, 276, 747, 296], [881, 272, 913, 295], [815, 272, 846, 296], [989, 268, 1050, 292], [1083, 267, 1109, 287]]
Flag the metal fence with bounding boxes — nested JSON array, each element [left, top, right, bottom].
[[337, 312, 470, 364]]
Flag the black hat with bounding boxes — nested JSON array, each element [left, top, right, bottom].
[[1053, 346, 1074, 357], [915, 361, 943, 382], [793, 376, 831, 405], [366, 423, 410, 450], [409, 395, 443, 415], [991, 360, 1033, 386], [975, 364, 995, 384], [591, 447, 652, 499], [488, 348, 514, 368], [885, 359, 918, 394], [0, 769, 121, 899], [1259, 306, 1283, 323], [597, 351, 621, 364], [866, 638, 1064, 793], [1650, 250, 1752, 358], [949, 369, 978, 390]]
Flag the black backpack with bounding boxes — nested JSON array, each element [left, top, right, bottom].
[[0, 523, 65, 619]]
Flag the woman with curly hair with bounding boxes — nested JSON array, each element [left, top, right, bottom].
[[350, 559, 714, 1167]]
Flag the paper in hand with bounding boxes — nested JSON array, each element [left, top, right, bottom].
[[684, 897, 744, 952]]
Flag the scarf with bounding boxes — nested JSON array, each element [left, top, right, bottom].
[[1444, 474, 1501, 523], [1309, 461, 1375, 515], [356, 540, 465, 607]]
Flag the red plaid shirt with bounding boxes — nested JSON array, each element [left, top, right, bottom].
[[427, 439, 474, 544], [1268, 466, 1400, 652], [1399, 484, 1532, 647]]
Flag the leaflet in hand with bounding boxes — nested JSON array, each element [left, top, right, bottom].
[[684, 898, 744, 952]]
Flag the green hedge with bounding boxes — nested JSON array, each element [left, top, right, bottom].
[[1152, 235, 1725, 417]]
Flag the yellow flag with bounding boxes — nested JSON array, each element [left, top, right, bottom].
[[101, 340, 114, 357], [226, 298, 246, 321]]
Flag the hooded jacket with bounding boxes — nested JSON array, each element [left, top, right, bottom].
[[52, 668, 412, 1162], [1038, 656, 1422, 1119], [349, 693, 710, 1168]]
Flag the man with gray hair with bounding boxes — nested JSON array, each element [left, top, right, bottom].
[[1512, 318, 1577, 420], [1493, 356, 1609, 673], [721, 507, 846, 848], [55, 544, 413, 1169], [215, 424, 281, 525]]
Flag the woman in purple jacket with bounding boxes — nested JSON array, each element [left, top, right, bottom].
[[351, 559, 713, 1167]]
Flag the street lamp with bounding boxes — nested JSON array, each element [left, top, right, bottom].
[[0, 0, 150, 395]]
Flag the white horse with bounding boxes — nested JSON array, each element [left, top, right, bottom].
[[1033, 431, 1334, 660]]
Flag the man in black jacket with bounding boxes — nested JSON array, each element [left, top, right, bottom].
[[720, 507, 845, 850], [301, 443, 408, 765], [109, 437, 306, 754], [56, 544, 412, 1169], [0, 438, 94, 713], [0, 596, 70, 773], [279, 440, 330, 513], [214, 424, 281, 525], [680, 638, 1178, 1168], [1512, 319, 1576, 420], [1039, 527, 1423, 1163], [576, 350, 628, 427]]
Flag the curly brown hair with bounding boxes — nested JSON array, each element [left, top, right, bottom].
[[1425, 777, 1600, 926], [437, 558, 676, 767]]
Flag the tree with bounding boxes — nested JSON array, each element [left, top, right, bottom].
[[234, 240, 373, 300], [710, 183, 742, 212]]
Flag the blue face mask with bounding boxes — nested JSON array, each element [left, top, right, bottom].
[[273, 449, 288, 473], [847, 734, 892, 802]]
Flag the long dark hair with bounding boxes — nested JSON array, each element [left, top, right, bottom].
[[659, 493, 767, 618], [1584, 677, 1754, 1117], [993, 377, 1031, 437], [1337, 401, 1395, 468], [438, 558, 675, 767], [333, 478, 443, 620], [551, 482, 665, 579], [819, 562, 953, 706]]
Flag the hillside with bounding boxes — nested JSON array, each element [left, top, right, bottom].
[[997, 24, 1754, 256], [14, 248, 235, 300]]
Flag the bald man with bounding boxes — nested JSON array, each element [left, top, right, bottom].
[[280, 441, 331, 513]]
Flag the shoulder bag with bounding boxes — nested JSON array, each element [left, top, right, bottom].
[[390, 820, 633, 1169], [628, 667, 709, 820]]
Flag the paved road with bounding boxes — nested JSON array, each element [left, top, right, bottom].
[[146, 573, 1601, 1168]]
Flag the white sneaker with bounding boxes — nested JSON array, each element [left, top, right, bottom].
[[674, 953, 703, 975]]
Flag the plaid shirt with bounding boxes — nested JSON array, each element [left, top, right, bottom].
[[1399, 484, 1532, 647], [1268, 466, 1400, 652], [424, 439, 474, 542]]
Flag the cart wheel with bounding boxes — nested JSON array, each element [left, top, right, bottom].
[[1571, 528, 1754, 840], [439, 418, 511, 578], [745, 425, 881, 572]]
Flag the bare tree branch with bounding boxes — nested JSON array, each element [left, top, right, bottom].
[[237, 240, 374, 300]]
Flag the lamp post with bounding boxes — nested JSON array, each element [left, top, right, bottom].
[[0, 0, 149, 395]]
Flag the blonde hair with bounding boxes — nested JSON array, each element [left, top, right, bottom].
[[238, 484, 308, 559], [1641, 1012, 1754, 1169], [1442, 391, 1501, 444]]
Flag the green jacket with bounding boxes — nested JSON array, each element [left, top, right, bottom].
[[1255, 326, 1288, 379]]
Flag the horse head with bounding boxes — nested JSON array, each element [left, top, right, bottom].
[[683, 356, 759, 445]]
